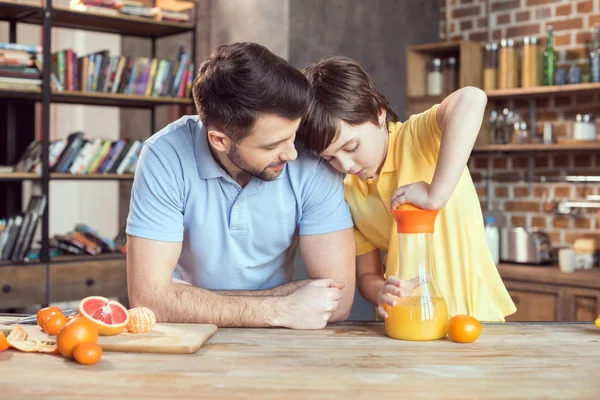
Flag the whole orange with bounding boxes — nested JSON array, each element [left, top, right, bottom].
[[56, 317, 98, 358], [0, 332, 9, 351], [447, 315, 482, 343], [73, 343, 102, 365], [43, 311, 67, 335], [36, 306, 61, 328]]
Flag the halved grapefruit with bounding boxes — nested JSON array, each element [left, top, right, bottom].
[[78, 296, 129, 336]]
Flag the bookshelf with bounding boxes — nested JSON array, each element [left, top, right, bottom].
[[0, 0, 199, 309]]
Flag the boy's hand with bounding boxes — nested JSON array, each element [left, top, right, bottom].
[[390, 181, 445, 210], [377, 276, 421, 318]]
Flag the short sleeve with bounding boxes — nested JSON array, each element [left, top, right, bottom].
[[354, 227, 376, 256], [126, 142, 184, 242], [406, 104, 443, 166], [299, 160, 353, 235]]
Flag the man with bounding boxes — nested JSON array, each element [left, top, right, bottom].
[[125, 42, 355, 329]]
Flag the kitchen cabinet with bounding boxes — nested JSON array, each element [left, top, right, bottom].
[[498, 263, 600, 322], [0, 265, 46, 309]]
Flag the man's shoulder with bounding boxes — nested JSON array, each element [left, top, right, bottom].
[[145, 115, 200, 151], [287, 148, 343, 184]]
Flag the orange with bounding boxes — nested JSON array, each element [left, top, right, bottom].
[[79, 296, 129, 336], [0, 332, 9, 351], [36, 306, 61, 328], [56, 317, 98, 358], [43, 311, 67, 335], [126, 307, 156, 333], [73, 343, 102, 365], [447, 315, 482, 343]]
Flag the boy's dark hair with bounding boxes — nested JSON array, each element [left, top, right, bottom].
[[297, 56, 399, 154], [193, 42, 311, 142]]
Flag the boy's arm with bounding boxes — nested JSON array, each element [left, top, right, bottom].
[[391, 86, 487, 209], [356, 249, 384, 307]]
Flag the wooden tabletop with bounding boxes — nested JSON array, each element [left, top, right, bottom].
[[0, 321, 598, 399]]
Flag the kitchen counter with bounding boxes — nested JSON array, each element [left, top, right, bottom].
[[0, 320, 598, 399]]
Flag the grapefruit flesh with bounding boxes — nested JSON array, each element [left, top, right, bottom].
[[79, 296, 129, 336]]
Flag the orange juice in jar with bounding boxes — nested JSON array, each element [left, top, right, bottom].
[[385, 205, 449, 341]]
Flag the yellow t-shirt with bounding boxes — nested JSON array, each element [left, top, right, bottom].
[[344, 105, 516, 322]]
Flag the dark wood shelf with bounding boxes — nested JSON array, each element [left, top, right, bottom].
[[0, 172, 135, 181], [0, 88, 192, 107], [472, 143, 600, 153], [49, 253, 125, 264], [0, 1, 194, 38], [498, 263, 600, 291], [486, 82, 600, 99]]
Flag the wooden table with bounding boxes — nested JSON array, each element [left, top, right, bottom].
[[0, 321, 598, 399]]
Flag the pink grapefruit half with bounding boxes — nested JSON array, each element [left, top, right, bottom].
[[78, 296, 129, 336]]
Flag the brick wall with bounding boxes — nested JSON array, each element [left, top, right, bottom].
[[441, 0, 600, 248]]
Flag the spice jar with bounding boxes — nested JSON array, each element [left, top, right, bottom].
[[444, 57, 458, 94], [573, 114, 597, 140], [499, 39, 518, 89], [521, 36, 540, 88], [427, 58, 443, 96], [483, 42, 498, 91]]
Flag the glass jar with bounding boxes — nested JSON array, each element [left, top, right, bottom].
[[573, 114, 597, 140], [483, 42, 498, 91], [522, 36, 540, 88], [386, 205, 448, 341], [427, 58, 443, 96], [499, 39, 518, 89], [444, 57, 458, 94]]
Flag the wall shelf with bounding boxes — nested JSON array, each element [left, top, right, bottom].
[[0, 1, 194, 38], [472, 143, 600, 153], [0, 173, 135, 181], [486, 82, 600, 100], [0, 88, 193, 108]]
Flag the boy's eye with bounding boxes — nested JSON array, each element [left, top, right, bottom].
[[347, 143, 359, 153]]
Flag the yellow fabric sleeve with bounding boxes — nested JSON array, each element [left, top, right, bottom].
[[405, 104, 443, 166], [354, 227, 377, 256]]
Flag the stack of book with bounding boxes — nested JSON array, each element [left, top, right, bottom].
[[45, 45, 193, 98], [69, 0, 192, 23], [49, 224, 118, 257], [0, 195, 47, 262], [12, 133, 143, 176], [0, 42, 42, 91]]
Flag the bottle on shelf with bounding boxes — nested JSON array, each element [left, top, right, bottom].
[[590, 23, 600, 83], [483, 42, 498, 91], [427, 58, 443, 96], [484, 216, 500, 265], [521, 36, 540, 88], [498, 39, 517, 89], [443, 57, 458, 94], [543, 26, 557, 86]]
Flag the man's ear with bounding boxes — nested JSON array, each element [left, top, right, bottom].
[[207, 129, 232, 152]]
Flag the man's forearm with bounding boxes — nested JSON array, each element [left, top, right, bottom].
[[143, 283, 288, 327], [217, 279, 311, 297]]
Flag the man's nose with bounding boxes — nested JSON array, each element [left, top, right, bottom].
[[280, 142, 298, 162]]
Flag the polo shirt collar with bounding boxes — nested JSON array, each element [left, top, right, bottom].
[[194, 119, 228, 180]]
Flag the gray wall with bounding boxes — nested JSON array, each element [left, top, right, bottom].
[[289, 0, 440, 121]]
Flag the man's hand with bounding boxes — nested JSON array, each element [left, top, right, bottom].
[[278, 278, 345, 329], [390, 181, 444, 210]]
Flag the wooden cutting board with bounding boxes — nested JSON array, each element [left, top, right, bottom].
[[0, 322, 218, 354]]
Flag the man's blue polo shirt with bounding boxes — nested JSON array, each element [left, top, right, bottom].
[[126, 115, 353, 290]]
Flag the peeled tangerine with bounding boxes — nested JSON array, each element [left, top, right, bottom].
[[126, 307, 156, 333], [79, 296, 129, 336]]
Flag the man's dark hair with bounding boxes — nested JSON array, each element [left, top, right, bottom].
[[193, 42, 312, 142], [297, 56, 399, 154]]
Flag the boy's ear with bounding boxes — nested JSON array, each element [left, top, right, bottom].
[[207, 129, 232, 152], [378, 109, 387, 126]]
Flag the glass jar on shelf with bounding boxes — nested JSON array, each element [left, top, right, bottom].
[[427, 58, 443, 96]]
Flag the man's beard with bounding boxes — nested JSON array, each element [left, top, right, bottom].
[[227, 143, 285, 182]]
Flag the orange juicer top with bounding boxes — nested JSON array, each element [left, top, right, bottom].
[[390, 204, 439, 234]]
